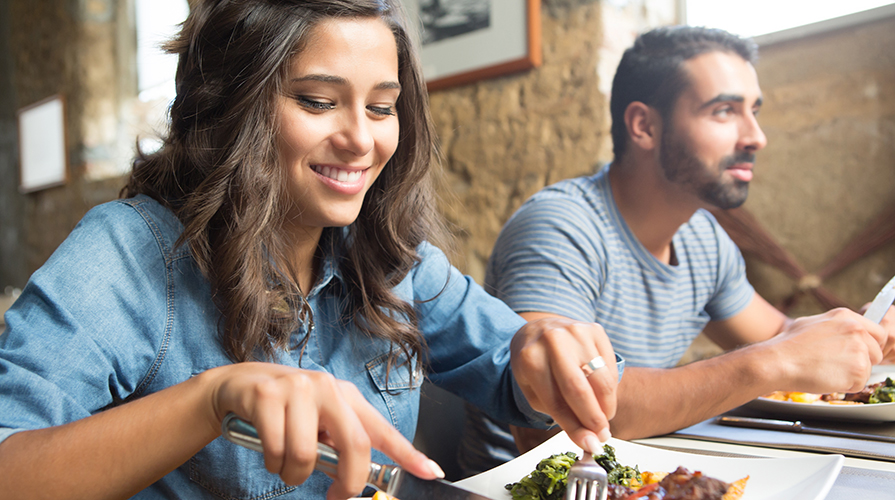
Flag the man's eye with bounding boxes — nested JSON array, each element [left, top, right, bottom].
[[296, 96, 335, 111], [368, 105, 396, 117], [714, 106, 733, 116]]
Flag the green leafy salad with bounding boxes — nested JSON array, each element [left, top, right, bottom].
[[870, 377, 895, 404], [504, 445, 640, 500]]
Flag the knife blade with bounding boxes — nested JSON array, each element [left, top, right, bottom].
[[864, 274, 895, 324], [221, 413, 494, 500], [716, 415, 895, 443]]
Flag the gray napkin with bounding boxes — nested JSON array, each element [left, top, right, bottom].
[[671, 409, 895, 462]]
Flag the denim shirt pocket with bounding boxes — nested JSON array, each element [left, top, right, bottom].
[[365, 354, 424, 435]]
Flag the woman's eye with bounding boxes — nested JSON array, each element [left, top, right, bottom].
[[368, 105, 396, 117], [296, 96, 335, 111]]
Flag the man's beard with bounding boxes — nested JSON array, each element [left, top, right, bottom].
[[659, 126, 753, 210]]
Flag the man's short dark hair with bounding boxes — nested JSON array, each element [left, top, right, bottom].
[[610, 26, 758, 158]]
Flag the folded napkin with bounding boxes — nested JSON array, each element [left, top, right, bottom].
[[672, 407, 895, 462]]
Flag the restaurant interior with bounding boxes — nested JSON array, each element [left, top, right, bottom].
[[1, 0, 894, 497]]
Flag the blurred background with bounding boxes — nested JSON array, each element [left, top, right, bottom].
[[1, 0, 894, 480]]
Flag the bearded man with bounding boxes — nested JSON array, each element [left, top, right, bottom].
[[457, 25, 895, 476]]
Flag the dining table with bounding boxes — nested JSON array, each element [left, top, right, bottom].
[[630, 401, 895, 498], [455, 363, 895, 499]]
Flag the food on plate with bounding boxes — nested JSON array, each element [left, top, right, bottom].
[[505, 444, 748, 500], [764, 377, 895, 405], [371, 492, 397, 500]]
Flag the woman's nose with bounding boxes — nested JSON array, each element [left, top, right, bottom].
[[333, 110, 374, 157]]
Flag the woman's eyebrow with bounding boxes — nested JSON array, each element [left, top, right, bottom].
[[290, 74, 401, 91]]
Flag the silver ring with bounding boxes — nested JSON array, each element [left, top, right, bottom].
[[581, 356, 607, 377]]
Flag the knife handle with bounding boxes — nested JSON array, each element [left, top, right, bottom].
[[717, 416, 803, 431], [221, 413, 398, 490]]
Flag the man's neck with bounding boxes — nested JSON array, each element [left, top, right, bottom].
[[609, 156, 701, 264]]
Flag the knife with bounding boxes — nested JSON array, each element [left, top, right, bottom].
[[716, 415, 895, 443], [864, 274, 895, 324], [221, 413, 494, 500]]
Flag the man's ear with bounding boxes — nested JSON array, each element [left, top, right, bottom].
[[624, 102, 660, 151]]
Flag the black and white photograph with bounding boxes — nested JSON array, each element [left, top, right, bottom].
[[417, 0, 492, 45]]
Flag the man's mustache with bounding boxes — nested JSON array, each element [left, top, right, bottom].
[[721, 151, 756, 168]]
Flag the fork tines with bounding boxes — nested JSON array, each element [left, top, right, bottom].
[[564, 450, 608, 500]]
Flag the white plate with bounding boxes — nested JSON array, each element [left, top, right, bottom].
[[455, 432, 843, 500], [744, 366, 895, 423]]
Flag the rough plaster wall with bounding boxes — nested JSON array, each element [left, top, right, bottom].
[[5, 0, 126, 283], [0, 0, 28, 289], [430, 0, 675, 283], [745, 17, 895, 317]]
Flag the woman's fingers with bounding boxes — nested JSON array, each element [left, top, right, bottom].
[[338, 380, 444, 482], [211, 364, 387, 498], [511, 318, 618, 453]]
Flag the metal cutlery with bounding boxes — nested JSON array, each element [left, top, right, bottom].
[[864, 274, 895, 324], [221, 413, 494, 500], [564, 449, 608, 500], [717, 415, 895, 443]]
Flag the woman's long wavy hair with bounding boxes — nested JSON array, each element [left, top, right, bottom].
[[123, 0, 448, 373]]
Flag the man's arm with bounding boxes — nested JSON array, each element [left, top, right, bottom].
[[513, 299, 887, 443], [701, 292, 789, 349]]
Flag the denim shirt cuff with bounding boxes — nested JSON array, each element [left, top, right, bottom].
[[513, 353, 626, 429]]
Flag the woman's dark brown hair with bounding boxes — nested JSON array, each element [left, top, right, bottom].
[[123, 0, 447, 373]]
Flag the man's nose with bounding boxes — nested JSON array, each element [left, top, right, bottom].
[[740, 112, 767, 152]]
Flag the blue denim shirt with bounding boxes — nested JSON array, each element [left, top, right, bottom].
[[0, 195, 548, 499]]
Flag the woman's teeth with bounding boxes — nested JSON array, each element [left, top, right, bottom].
[[315, 165, 362, 183]]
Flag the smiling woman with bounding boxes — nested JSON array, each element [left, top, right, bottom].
[[0, 1, 620, 499], [277, 18, 401, 244]]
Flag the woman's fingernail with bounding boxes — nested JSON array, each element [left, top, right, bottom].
[[427, 459, 445, 479], [584, 435, 601, 453], [598, 427, 612, 443]]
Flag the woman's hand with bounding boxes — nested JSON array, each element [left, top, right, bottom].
[[203, 363, 443, 500], [510, 315, 618, 454]]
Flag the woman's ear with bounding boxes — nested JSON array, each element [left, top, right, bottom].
[[624, 102, 660, 151]]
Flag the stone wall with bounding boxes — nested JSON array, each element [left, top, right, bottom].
[[431, 0, 676, 281], [1, 0, 131, 288], [1, 1, 892, 323], [745, 16, 895, 317]]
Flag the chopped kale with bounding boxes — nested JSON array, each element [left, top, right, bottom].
[[594, 444, 642, 487], [505, 452, 577, 500], [505, 445, 644, 499], [870, 377, 895, 404]]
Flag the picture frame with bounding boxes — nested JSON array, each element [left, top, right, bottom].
[[405, 0, 542, 91], [17, 95, 68, 193]]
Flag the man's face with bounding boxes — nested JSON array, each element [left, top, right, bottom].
[[659, 51, 767, 210]]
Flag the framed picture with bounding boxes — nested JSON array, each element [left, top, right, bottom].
[[17, 95, 68, 193], [405, 0, 542, 91]]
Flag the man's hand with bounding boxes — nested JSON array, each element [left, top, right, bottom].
[[509, 316, 618, 453], [762, 308, 888, 394], [861, 304, 895, 364]]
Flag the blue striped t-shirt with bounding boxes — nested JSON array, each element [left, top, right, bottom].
[[485, 164, 754, 368], [456, 165, 756, 477]]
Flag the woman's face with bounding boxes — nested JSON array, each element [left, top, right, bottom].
[[277, 17, 400, 232]]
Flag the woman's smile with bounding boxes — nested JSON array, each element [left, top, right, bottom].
[[311, 164, 369, 194], [277, 16, 400, 231]]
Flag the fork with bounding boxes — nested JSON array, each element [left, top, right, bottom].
[[565, 449, 609, 500]]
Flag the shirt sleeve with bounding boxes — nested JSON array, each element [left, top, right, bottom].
[[408, 242, 553, 428], [0, 201, 170, 445], [485, 196, 606, 323]]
